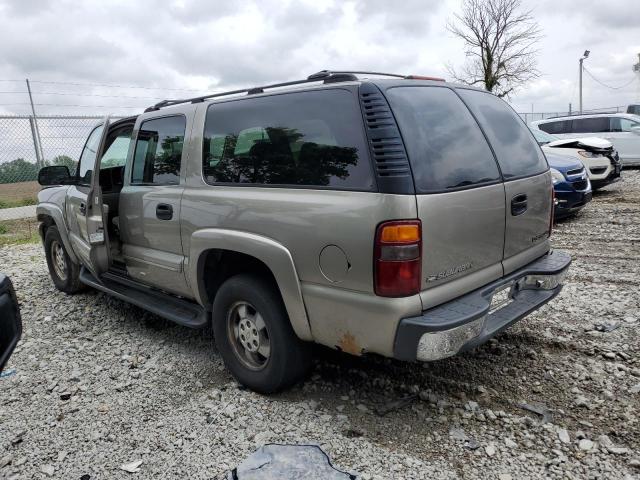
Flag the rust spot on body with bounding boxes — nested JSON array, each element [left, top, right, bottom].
[[337, 332, 362, 356]]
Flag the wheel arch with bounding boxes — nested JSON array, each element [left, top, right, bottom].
[[188, 229, 313, 341], [36, 203, 78, 263]]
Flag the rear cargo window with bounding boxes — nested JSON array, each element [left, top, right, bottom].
[[385, 86, 500, 192], [458, 89, 547, 179], [202, 89, 374, 190]]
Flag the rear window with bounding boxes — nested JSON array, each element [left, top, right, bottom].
[[202, 89, 374, 190], [458, 89, 547, 179], [385, 86, 500, 192], [572, 117, 609, 133], [538, 120, 570, 135]]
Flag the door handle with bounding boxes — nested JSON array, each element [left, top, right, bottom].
[[79, 202, 86, 215], [156, 203, 173, 220], [511, 194, 528, 216]]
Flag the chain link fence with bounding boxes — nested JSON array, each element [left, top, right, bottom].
[[0, 116, 122, 231], [518, 106, 627, 125], [0, 105, 629, 227]]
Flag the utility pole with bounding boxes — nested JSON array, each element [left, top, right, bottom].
[[633, 53, 640, 102], [26, 78, 45, 167], [579, 50, 590, 113]]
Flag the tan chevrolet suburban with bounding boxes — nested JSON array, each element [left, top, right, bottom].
[[36, 70, 571, 393]]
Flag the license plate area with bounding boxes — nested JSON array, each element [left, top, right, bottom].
[[488, 284, 515, 314]]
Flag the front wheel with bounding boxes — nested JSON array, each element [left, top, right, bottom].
[[212, 274, 312, 393], [44, 226, 84, 294]]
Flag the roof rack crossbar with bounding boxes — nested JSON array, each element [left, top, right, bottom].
[[144, 69, 439, 112]]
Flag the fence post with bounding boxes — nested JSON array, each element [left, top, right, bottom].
[[26, 79, 45, 167], [28, 116, 43, 167]]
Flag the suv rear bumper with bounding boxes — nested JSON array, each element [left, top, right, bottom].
[[393, 250, 571, 362]]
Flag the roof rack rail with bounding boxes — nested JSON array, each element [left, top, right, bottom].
[[144, 70, 444, 112]]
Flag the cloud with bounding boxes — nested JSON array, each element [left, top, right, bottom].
[[0, 0, 636, 117]]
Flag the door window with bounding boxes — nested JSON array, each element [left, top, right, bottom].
[[610, 117, 640, 132], [458, 89, 547, 179], [131, 116, 186, 185], [202, 89, 374, 189], [538, 120, 570, 135], [386, 86, 501, 192], [572, 117, 609, 133], [100, 126, 132, 170], [77, 125, 105, 185]]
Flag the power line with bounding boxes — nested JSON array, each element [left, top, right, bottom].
[[0, 91, 167, 100], [0, 103, 143, 108], [583, 67, 636, 90], [27, 79, 208, 92]]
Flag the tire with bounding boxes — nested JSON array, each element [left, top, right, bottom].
[[212, 274, 312, 393], [44, 226, 84, 294]]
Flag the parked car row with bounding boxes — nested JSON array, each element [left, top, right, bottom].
[[528, 112, 634, 220], [531, 112, 640, 166]]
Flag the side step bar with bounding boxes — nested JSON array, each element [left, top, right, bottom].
[[79, 268, 208, 329]]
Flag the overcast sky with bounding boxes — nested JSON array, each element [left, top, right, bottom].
[[0, 0, 638, 117]]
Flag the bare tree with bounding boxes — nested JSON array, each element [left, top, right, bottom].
[[446, 0, 542, 98]]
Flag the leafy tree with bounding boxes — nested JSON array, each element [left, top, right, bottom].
[[447, 0, 542, 98], [51, 155, 77, 173], [0, 158, 39, 184]]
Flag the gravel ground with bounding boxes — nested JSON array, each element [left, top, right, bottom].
[[1, 171, 639, 480]]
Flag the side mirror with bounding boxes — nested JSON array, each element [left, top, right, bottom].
[[0, 274, 22, 372], [38, 165, 72, 186]]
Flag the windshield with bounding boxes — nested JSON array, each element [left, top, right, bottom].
[[530, 128, 558, 145]]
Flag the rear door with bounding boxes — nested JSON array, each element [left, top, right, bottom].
[[458, 89, 551, 274], [66, 119, 111, 277], [385, 86, 506, 308], [118, 114, 190, 297], [608, 116, 640, 163]]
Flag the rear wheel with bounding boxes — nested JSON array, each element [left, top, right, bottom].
[[212, 274, 311, 393], [44, 226, 84, 294]]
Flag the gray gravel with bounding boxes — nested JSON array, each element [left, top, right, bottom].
[[1, 171, 639, 479]]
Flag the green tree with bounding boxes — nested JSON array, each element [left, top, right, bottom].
[[51, 155, 77, 172], [0, 158, 39, 184]]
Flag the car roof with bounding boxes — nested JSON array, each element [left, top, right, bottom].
[[199, 78, 476, 107], [533, 112, 636, 124], [141, 71, 487, 114]]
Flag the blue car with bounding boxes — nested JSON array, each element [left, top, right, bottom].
[[546, 151, 593, 219]]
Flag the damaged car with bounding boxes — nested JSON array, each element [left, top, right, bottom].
[[530, 128, 621, 190], [546, 151, 592, 219]]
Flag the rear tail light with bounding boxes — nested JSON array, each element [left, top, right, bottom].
[[374, 220, 422, 297]]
